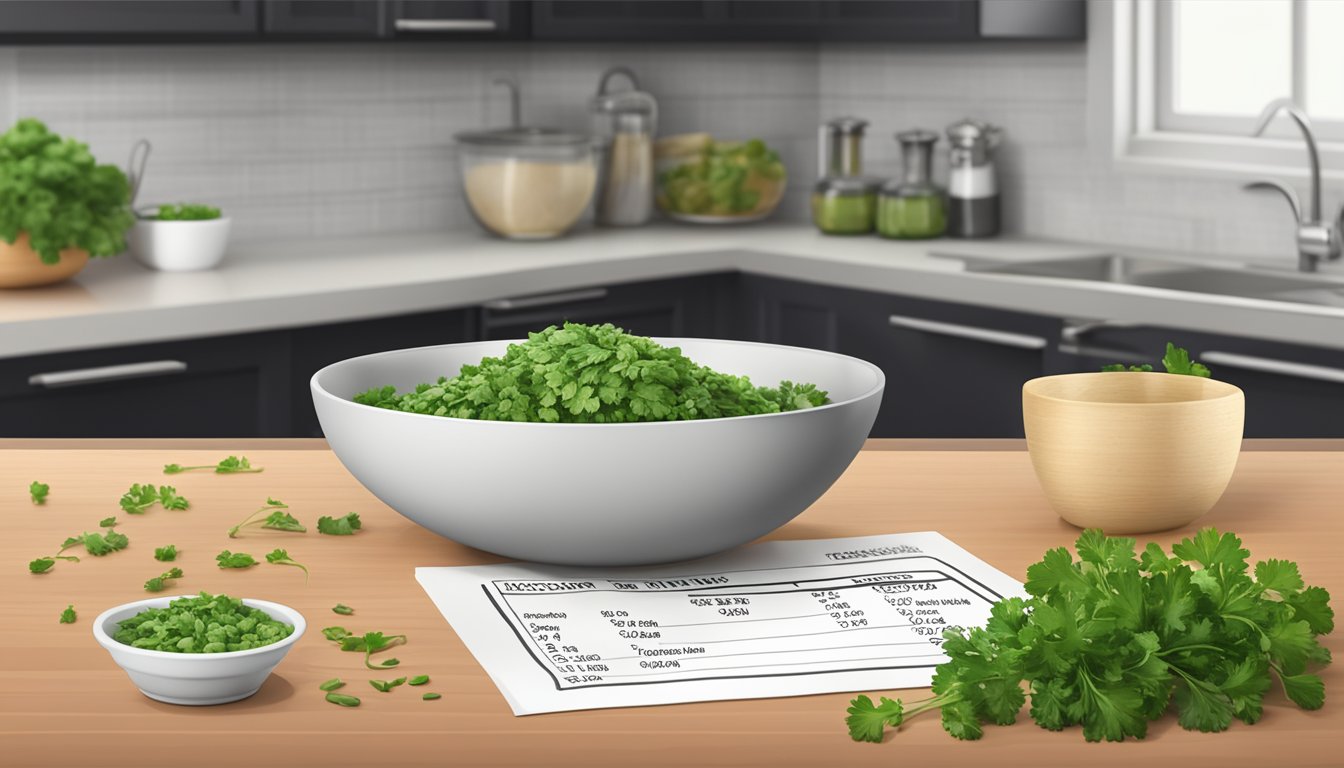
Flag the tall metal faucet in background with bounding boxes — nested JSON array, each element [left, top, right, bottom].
[[1243, 98, 1342, 272]]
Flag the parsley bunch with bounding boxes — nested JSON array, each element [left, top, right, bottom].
[[164, 455, 262, 474], [355, 322, 828, 423], [0, 118, 133, 264], [847, 528, 1333, 743]]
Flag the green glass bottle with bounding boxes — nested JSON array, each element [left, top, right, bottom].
[[812, 117, 879, 235], [877, 130, 946, 240]]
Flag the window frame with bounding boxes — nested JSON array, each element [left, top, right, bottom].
[[1106, 0, 1344, 182]]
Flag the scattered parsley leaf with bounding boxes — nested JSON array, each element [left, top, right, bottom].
[[144, 567, 184, 593], [264, 548, 308, 581], [164, 455, 263, 474], [29, 558, 55, 574], [154, 544, 178, 562], [846, 695, 905, 743], [158, 486, 190, 511], [29, 481, 49, 505], [329, 628, 407, 669], [120, 483, 190, 514], [59, 604, 76, 624], [316, 512, 362, 536], [215, 550, 257, 569], [422, 692, 442, 701], [332, 604, 354, 615], [98, 516, 118, 528], [325, 692, 360, 707], [408, 674, 430, 686], [369, 677, 406, 693], [228, 498, 303, 537], [319, 678, 345, 692], [119, 483, 159, 514], [322, 626, 351, 641]]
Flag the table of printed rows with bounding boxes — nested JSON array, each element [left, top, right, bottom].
[[485, 555, 1008, 690]]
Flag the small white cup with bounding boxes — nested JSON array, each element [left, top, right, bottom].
[[129, 214, 232, 272], [92, 595, 305, 706]]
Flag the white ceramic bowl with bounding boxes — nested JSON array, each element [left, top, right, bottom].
[[312, 338, 884, 565], [92, 596, 305, 706], [129, 215, 232, 272]]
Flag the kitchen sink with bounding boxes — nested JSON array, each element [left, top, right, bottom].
[[956, 253, 1344, 307]]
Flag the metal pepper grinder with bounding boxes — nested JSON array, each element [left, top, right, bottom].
[[946, 119, 1003, 238]]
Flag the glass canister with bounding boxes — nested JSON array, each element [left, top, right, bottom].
[[812, 117, 879, 235], [591, 67, 657, 227], [877, 130, 947, 239]]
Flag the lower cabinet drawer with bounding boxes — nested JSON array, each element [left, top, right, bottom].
[[0, 333, 290, 438]]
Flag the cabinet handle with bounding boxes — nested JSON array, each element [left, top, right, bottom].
[[1056, 343, 1152, 364], [28, 360, 188, 389], [888, 315, 1047, 350], [1200, 351, 1344, 384], [394, 19, 498, 32], [1060, 319, 1137, 342], [483, 288, 609, 312]]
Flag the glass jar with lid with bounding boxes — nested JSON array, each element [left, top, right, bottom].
[[811, 117, 879, 235], [877, 130, 946, 239]]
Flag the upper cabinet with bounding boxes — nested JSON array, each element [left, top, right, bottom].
[[0, 0, 1081, 43], [0, 1, 261, 41], [531, 0, 1081, 43], [261, 1, 523, 39]]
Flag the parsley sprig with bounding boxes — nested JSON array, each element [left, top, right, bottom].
[[119, 483, 190, 514], [847, 528, 1333, 743], [144, 567, 184, 593], [164, 455, 263, 475], [29, 481, 49, 505], [317, 512, 361, 536], [1103, 342, 1211, 377], [228, 498, 305, 538], [265, 548, 308, 581], [215, 550, 258, 569], [323, 627, 407, 670]]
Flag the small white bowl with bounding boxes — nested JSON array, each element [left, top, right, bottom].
[[129, 215, 232, 272], [92, 595, 305, 706]]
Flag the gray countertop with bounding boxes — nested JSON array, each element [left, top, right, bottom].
[[2, 224, 1342, 358]]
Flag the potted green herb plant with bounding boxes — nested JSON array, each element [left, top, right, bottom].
[[130, 203, 232, 272], [0, 118, 133, 288]]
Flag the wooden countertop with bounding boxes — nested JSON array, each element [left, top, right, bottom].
[[3, 440, 1339, 768]]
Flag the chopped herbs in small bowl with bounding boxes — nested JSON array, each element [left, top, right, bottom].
[[129, 202, 231, 272], [92, 592, 305, 706]]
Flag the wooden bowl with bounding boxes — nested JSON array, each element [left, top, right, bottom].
[[0, 232, 89, 288], [1022, 372, 1244, 533]]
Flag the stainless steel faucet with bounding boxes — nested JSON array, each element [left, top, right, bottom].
[[1244, 98, 1342, 272]]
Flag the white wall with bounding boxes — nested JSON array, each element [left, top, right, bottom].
[[0, 36, 1325, 265], [0, 42, 817, 242]]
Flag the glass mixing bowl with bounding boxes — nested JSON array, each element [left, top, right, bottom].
[[454, 129, 598, 240]]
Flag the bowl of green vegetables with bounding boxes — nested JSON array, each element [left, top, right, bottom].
[[312, 323, 883, 565], [130, 203, 231, 272], [654, 133, 787, 223], [92, 592, 305, 706]]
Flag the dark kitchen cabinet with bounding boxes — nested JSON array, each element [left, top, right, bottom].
[[531, 0, 1080, 43], [289, 308, 474, 437], [0, 1, 260, 41], [740, 275, 1053, 438], [0, 332, 289, 438], [531, 1, 821, 42], [262, 1, 386, 38], [385, 0, 524, 39], [478, 274, 735, 341], [1051, 324, 1344, 438]]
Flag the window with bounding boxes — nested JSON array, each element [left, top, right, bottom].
[[1107, 0, 1344, 178], [1157, 0, 1343, 139]]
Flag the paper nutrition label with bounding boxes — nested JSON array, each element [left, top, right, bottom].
[[416, 532, 1025, 715]]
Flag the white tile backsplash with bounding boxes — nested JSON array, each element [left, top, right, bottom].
[[0, 38, 1325, 263]]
